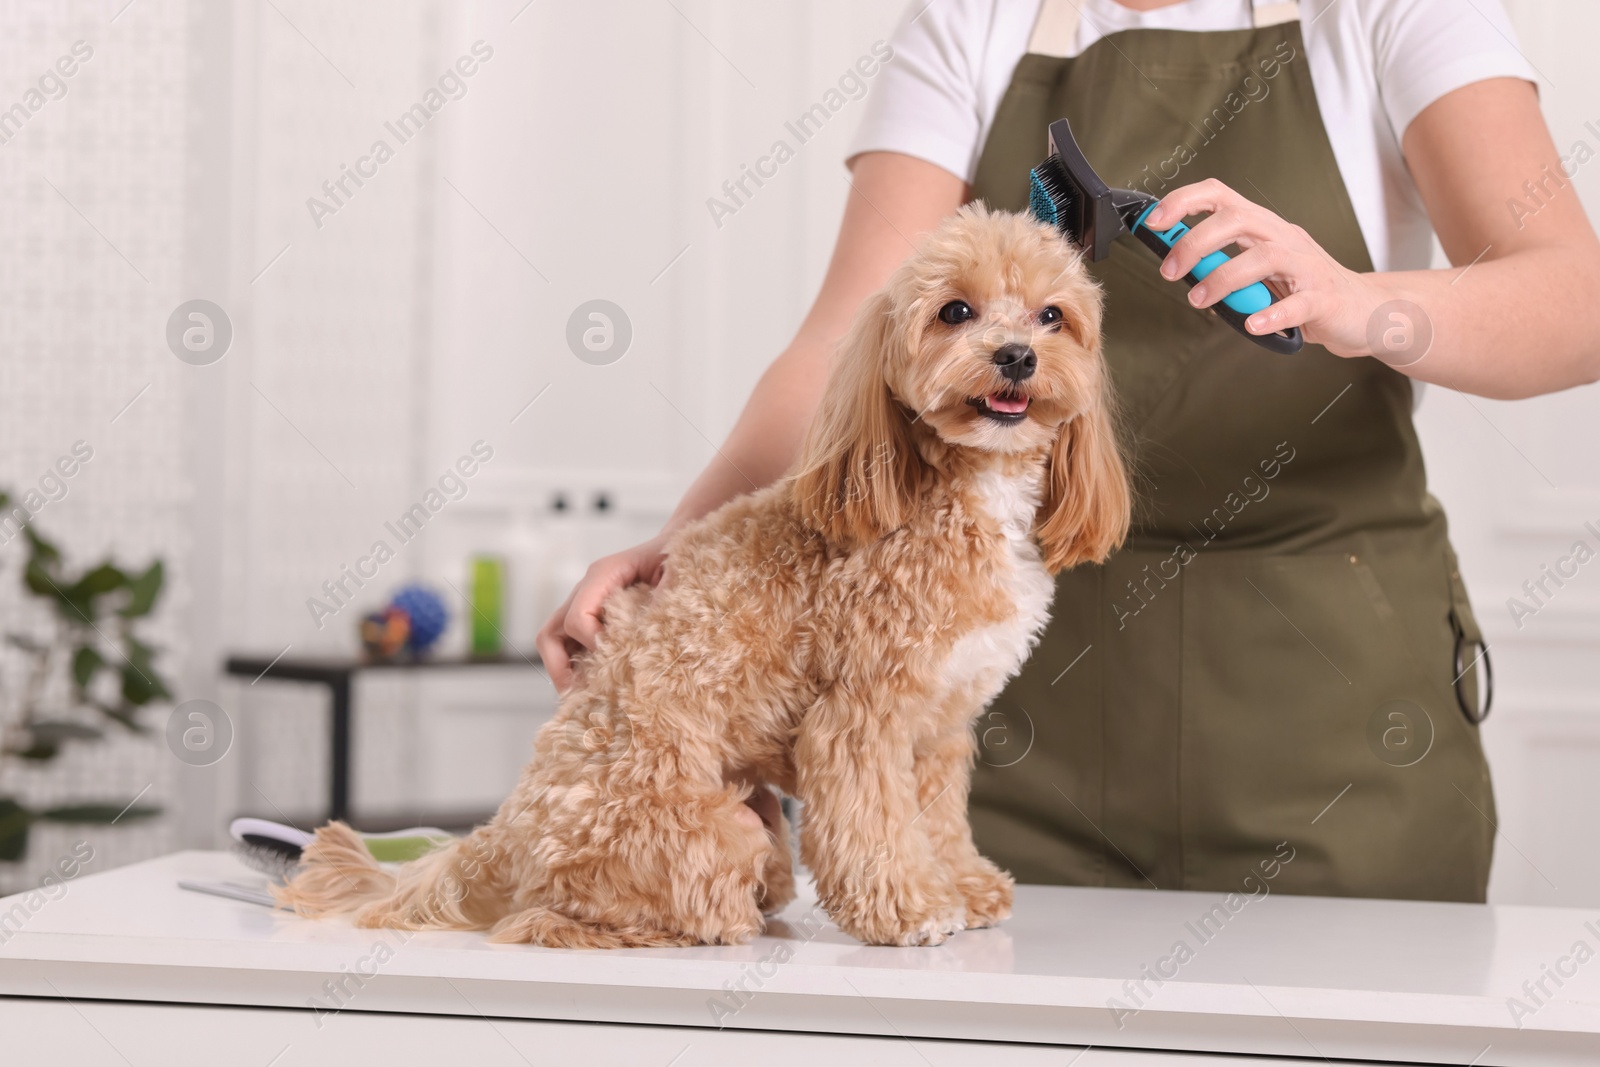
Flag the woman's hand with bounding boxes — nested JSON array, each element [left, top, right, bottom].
[[1143, 179, 1394, 360], [535, 534, 669, 693]]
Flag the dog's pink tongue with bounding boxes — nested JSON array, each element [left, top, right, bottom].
[[988, 393, 1029, 414]]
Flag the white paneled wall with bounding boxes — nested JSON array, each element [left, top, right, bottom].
[[0, 0, 191, 891], [1421, 0, 1600, 906], [222, 0, 452, 820]]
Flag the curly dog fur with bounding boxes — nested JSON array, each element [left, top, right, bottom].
[[277, 205, 1129, 947]]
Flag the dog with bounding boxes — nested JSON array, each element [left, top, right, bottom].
[[277, 205, 1129, 948]]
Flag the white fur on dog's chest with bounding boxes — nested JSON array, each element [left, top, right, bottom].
[[935, 468, 1054, 695]]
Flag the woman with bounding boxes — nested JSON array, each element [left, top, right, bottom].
[[539, 0, 1600, 902]]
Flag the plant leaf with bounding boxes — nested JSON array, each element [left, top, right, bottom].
[[66, 563, 126, 606], [125, 635, 157, 670], [90, 701, 151, 734], [119, 636, 171, 706], [71, 645, 106, 689], [0, 798, 33, 860], [118, 561, 164, 618], [38, 803, 160, 824], [23, 558, 58, 598], [29, 720, 104, 743], [121, 663, 171, 706], [28, 558, 93, 622], [13, 739, 60, 761], [44, 562, 127, 628], [22, 525, 61, 567]]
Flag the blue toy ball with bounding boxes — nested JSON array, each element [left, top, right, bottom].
[[390, 584, 448, 654]]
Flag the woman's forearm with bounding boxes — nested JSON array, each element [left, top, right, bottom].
[[659, 338, 832, 537], [1374, 244, 1600, 399], [1390, 77, 1600, 397]]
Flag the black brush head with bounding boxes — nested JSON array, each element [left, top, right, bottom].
[[1028, 118, 1129, 262], [232, 836, 301, 884], [1028, 155, 1079, 237]]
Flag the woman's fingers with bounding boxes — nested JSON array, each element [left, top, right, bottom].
[[1142, 177, 1377, 354], [1148, 180, 1309, 289], [535, 582, 609, 695], [562, 555, 641, 651], [1186, 243, 1297, 309], [1142, 177, 1250, 231], [534, 539, 672, 696], [1245, 290, 1319, 335], [1160, 208, 1273, 281], [563, 569, 615, 649], [535, 595, 578, 693]]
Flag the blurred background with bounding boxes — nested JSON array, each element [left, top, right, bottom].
[[0, 0, 1595, 906]]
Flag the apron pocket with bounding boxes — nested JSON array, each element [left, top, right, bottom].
[[1177, 551, 1494, 900]]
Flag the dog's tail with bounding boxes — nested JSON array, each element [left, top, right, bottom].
[[274, 822, 510, 931], [486, 905, 699, 948]]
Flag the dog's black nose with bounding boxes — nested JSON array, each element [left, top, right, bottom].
[[992, 343, 1037, 382]]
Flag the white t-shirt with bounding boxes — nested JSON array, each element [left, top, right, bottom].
[[848, 0, 1536, 273]]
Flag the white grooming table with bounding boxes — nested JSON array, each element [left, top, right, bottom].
[[0, 851, 1595, 1065]]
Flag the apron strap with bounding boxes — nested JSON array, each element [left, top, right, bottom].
[[1026, 0, 1300, 57], [1025, 0, 1082, 58], [1252, 0, 1301, 27]]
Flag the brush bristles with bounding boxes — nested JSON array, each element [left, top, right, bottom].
[[1027, 170, 1056, 226], [232, 839, 301, 884], [1028, 156, 1077, 239]]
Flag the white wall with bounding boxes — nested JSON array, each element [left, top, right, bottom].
[[1421, 0, 1600, 906], [0, 0, 1595, 903], [0, 0, 193, 892]]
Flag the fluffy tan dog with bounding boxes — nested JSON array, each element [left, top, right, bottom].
[[278, 205, 1129, 947]]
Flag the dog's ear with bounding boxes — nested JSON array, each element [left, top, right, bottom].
[[1036, 398, 1131, 573], [792, 289, 925, 548]]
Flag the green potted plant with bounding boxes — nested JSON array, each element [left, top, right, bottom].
[[0, 488, 163, 866]]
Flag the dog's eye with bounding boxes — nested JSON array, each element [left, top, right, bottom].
[[937, 300, 974, 325], [1039, 306, 1064, 329]]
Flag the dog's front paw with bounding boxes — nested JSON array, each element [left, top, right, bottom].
[[955, 861, 1014, 930], [827, 877, 967, 947], [894, 903, 968, 947]]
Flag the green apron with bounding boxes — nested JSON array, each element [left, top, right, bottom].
[[966, 0, 1495, 901]]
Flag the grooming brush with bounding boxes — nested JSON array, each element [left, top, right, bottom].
[[1029, 118, 1303, 355], [225, 817, 453, 883], [229, 818, 313, 883]]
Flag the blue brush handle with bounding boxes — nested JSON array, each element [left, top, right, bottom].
[[1131, 202, 1273, 316]]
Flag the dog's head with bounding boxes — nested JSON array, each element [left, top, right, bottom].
[[793, 204, 1129, 572]]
